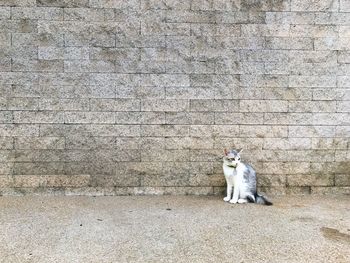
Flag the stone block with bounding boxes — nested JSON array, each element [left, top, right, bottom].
[[90, 47, 139, 60], [90, 99, 140, 111], [0, 137, 13, 149], [190, 125, 239, 138], [240, 100, 288, 112], [115, 112, 165, 124], [0, 33, 11, 46], [311, 186, 350, 195], [264, 113, 312, 125], [141, 148, 190, 162], [340, 0, 350, 11], [141, 125, 189, 137], [263, 138, 312, 150], [139, 137, 164, 149], [258, 174, 287, 187], [338, 64, 350, 76], [215, 112, 264, 125], [265, 12, 315, 25], [0, 7, 10, 19], [287, 174, 334, 187], [241, 0, 290, 11], [64, 112, 115, 124], [89, 0, 139, 9], [335, 150, 350, 162], [39, 73, 89, 86], [263, 87, 312, 100], [12, 33, 64, 47], [312, 138, 348, 149], [213, 137, 264, 150], [116, 162, 163, 176], [0, 111, 12, 123], [12, 7, 63, 20], [218, 37, 265, 49], [239, 125, 288, 138], [289, 125, 335, 137], [64, 60, 115, 73], [65, 161, 116, 175], [261, 162, 311, 174], [291, 0, 338, 11], [14, 149, 64, 162], [315, 13, 350, 25], [312, 89, 347, 101], [240, 74, 289, 87], [15, 137, 64, 149], [265, 37, 313, 50], [12, 162, 65, 175], [64, 47, 89, 59], [36, 0, 89, 7], [12, 59, 63, 72], [63, 8, 108, 21], [88, 125, 140, 137], [0, 0, 36, 7], [165, 112, 214, 125], [289, 101, 336, 113], [337, 101, 350, 112], [290, 75, 336, 87], [0, 175, 12, 187], [315, 37, 350, 50], [13, 111, 64, 124], [45, 174, 90, 187], [241, 24, 290, 37], [141, 99, 189, 112], [335, 174, 350, 186], [39, 98, 89, 111], [0, 124, 39, 136], [165, 137, 214, 150], [338, 76, 350, 87], [65, 136, 115, 150], [312, 113, 350, 125]]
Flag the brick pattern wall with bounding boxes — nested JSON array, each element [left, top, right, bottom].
[[0, 0, 349, 196]]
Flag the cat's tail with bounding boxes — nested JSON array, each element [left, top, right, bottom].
[[248, 194, 273, 206]]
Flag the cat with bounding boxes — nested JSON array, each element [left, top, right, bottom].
[[222, 149, 272, 205]]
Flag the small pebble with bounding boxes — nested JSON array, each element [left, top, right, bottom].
[[80, 224, 82, 226], [166, 208, 171, 211]]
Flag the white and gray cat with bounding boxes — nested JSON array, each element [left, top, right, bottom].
[[223, 149, 272, 205]]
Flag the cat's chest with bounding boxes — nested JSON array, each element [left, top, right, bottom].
[[223, 165, 237, 177], [223, 165, 236, 185]]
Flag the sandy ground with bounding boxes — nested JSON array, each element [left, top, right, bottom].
[[0, 195, 349, 263]]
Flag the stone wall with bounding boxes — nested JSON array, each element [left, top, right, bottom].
[[0, 0, 349, 196]]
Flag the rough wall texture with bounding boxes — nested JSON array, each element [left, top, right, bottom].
[[0, 0, 349, 196]]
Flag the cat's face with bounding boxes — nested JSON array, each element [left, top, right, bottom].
[[223, 149, 242, 168]]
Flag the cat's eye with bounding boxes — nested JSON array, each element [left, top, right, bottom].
[[238, 158, 240, 160]]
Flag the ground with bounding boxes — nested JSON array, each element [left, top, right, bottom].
[[0, 195, 349, 263]]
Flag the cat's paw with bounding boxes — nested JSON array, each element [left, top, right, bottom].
[[238, 199, 248, 204], [223, 197, 230, 202], [229, 199, 238, 204]]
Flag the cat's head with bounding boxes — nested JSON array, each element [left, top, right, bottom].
[[223, 149, 243, 168]]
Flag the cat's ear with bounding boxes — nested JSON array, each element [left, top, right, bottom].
[[238, 148, 243, 154], [224, 149, 228, 156]]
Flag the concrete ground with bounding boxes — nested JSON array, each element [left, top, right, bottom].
[[0, 195, 349, 263]]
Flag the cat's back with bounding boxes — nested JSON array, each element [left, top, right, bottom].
[[245, 163, 256, 175]]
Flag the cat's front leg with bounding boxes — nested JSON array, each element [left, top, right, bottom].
[[223, 184, 232, 202], [230, 185, 239, 204]]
